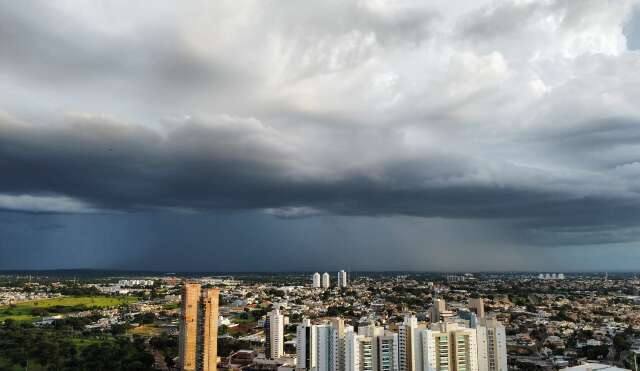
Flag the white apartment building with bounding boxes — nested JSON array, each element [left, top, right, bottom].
[[399, 315, 424, 371], [266, 308, 285, 359], [317, 324, 334, 371], [338, 270, 348, 288], [296, 314, 506, 371], [376, 333, 399, 371], [331, 318, 347, 371], [313, 273, 321, 288], [350, 323, 396, 371], [117, 279, 154, 287], [421, 322, 479, 371], [302, 319, 397, 371], [358, 323, 384, 338], [361, 338, 374, 371], [476, 317, 507, 371], [322, 273, 331, 288], [297, 319, 318, 371], [345, 330, 362, 371]]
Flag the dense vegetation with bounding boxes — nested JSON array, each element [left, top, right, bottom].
[[0, 320, 154, 371], [149, 333, 178, 368]]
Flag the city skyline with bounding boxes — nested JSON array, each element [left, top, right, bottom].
[[3, 1, 640, 271], [1, 268, 636, 370]]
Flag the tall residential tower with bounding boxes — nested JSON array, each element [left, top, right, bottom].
[[422, 322, 479, 371], [265, 308, 285, 359], [179, 283, 219, 371], [322, 272, 331, 288], [338, 270, 348, 288], [476, 317, 508, 371]]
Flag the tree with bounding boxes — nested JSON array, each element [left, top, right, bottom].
[[614, 333, 630, 353]]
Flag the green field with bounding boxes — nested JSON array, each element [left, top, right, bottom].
[[127, 324, 164, 336], [163, 302, 179, 310], [0, 296, 138, 322]]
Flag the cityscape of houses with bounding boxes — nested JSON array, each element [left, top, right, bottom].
[[3, 272, 640, 370]]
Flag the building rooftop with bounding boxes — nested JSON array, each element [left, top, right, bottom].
[[562, 363, 630, 371]]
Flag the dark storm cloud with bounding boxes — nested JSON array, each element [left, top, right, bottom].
[[2, 111, 640, 247], [1, 0, 640, 251], [31, 223, 66, 231]]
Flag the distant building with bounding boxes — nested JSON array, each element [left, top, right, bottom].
[[322, 273, 330, 289], [338, 270, 348, 288], [313, 273, 321, 288], [179, 282, 219, 371], [538, 273, 565, 280], [446, 275, 466, 283], [118, 279, 154, 287]]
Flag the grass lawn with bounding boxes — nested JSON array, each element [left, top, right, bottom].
[[227, 323, 257, 337], [0, 296, 139, 322], [231, 315, 257, 325], [127, 324, 164, 337], [163, 302, 179, 310]]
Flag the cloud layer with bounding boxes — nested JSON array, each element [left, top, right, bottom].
[[2, 0, 640, 247]]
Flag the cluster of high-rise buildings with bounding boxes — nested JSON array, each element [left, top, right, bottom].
[[312, 270, 349, 289], [294, 316, 505, 371], [266, 297, 506, 371], [178, 281, 506, 371]]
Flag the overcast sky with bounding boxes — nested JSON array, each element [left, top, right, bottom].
[[2, 0, 640, 271]]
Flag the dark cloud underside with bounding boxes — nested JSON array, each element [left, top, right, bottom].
[[1, 0, 640, 270]]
